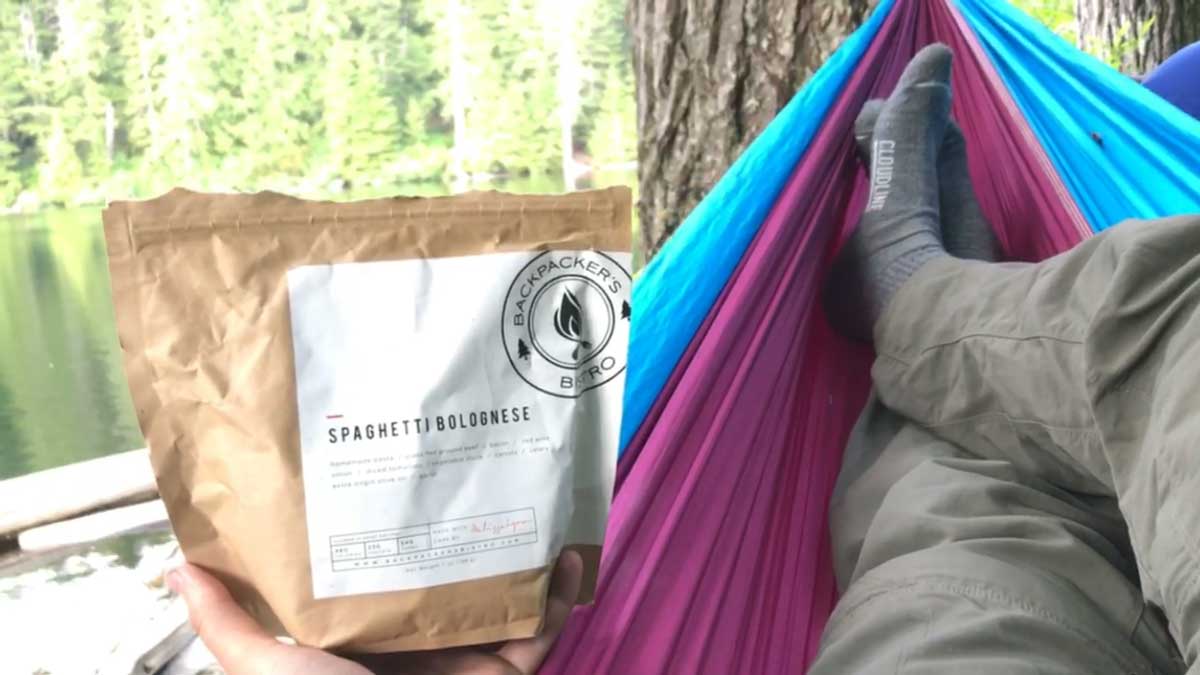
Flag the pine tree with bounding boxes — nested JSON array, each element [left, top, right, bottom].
[[209, 0, 315, 184], [121, 0, 223, 190], [0, 0, 640, 207], [576, 0, 633, 160], [434, 0, 473, 185], [115, 0, 159, 162], [322, 38, 402, 185], [436, 0, 560, 178], [0, 3, 35, 204], [15, 0, 123, 204], [358, 0, 442, 148], [547, 0, 585, 188], [48, 0, 111, 179], [346, 0, 446, 181], [36, 112, 84, 203]]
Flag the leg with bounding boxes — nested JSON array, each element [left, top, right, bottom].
[[824, 45, 954, 340], [824, 77, 1183, 669], [874, 214, 1200, 662], [826, 394, 947, 590], [828, 245, 1174, 672], [815, 398, 1182, 674]]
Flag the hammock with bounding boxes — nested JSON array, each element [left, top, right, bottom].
[[543, 0, 1200, 671]]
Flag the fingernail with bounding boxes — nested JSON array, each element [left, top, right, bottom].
[[166, 568, 185, 593]]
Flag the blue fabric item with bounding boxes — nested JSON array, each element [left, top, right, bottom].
[[617, 0, 897, 453], [1144, 41, 1200, 120], [952, 0, 1200, 230]]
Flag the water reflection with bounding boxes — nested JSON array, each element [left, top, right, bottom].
[[0, 378, 31, 479], [0, 210, 143, 480]]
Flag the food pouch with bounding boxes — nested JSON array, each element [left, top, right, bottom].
[[103, 187, 632, 651]]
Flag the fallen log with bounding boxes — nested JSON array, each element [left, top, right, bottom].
[[17, 499, 169, 553], [0, 448, 156, 538]]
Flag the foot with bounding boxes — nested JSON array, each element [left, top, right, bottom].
[[854, 101, 998, 262], [937, 123, 999, 262], [825, 44, 954, 340], [853, 99, 886, 159]]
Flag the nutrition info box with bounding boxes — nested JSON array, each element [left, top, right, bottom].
[[328, 507, 540, 572]]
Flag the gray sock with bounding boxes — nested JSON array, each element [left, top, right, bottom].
[[855, 101, 998, 262], [853, 99, 885, 160], [825, 45, 953, 340], [937, 123, 998, 261]]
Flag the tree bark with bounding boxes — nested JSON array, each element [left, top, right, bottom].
[[1077, 0, 1200, 73], [631, 0, 868, 260]]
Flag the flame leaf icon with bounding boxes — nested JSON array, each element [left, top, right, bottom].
[[553, 289, 592, 360]]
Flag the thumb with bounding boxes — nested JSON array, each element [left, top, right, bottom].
[[168, 563, 281, 674]]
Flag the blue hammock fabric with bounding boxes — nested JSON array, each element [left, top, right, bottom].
[[621, 0, 1200, 456], [956, 0, 1200, 229]]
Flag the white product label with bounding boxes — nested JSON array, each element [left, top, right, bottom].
[[288, 250, 631, 599]]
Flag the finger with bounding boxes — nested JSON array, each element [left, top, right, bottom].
[[169, 563, 282, 674], [411, 650, 523, 675], [497, 549, 584, 673]]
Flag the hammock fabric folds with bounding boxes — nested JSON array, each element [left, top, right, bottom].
[[543, 0, 1200, 672]]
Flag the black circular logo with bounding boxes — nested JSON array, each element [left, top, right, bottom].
[[501, 251, 631, 398]]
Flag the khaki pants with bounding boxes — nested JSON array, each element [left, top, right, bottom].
[[812, 216, 1200, 674]]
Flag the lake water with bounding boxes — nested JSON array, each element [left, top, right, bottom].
[[0, 208, 144, 480], [0, 173, 636, 481]]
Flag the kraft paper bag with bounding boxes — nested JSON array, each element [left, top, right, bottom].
[[103, 187, 632, 652]]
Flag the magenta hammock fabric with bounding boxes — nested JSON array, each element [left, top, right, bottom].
[[541, 0, 1090, 672]]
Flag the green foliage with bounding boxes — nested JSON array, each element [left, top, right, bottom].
[[0, 0, 637, 211], [36, 113, 84, 203], [208, 0, 317, 183], [1012, 0, 1078, 44], [0, 4, 32, 204], [322, 39, 402, 183], [444, 0, 562, 176], [1012, 0, 1157, 73], [1084, 16, 1157, 71], [577, 0, 639, 170]]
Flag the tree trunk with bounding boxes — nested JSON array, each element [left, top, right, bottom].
[[631, 0, 868, 260], [1077, 0, 1200, 73]]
